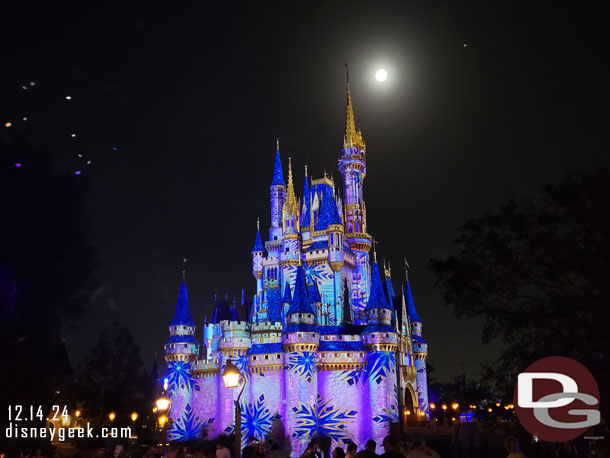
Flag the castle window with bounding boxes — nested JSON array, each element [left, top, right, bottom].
[[265, 355, 269, 359]]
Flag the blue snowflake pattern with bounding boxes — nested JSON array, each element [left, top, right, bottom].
[[167, 361, 196, 395], [367, 351, 396, 385], [240, 394, 279, 447], [372, 390, 399, 426], [168, 403, 204, 441], [337, 369, 365, 386], [286, 352, 318, 383], [292, 394, 358, 445], [234, 354, 249, 380]]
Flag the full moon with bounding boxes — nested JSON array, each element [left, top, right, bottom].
[[375, 68, 388, 82]]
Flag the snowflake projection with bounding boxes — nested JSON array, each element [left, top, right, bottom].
[[167, 361, 196, 395], [168, 403, 204, 441], [303, 263, 333, 285], [372, 390, 399, 427], [292, 394, 357, 445], [234, 354, 249, 380], [240, 394, 279, 447], [286, 352, 318, 383], [367, 351, 396, 385], [337, 368, 365, 386]]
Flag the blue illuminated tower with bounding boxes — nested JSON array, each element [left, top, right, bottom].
[[270, 140, 286, 244], [405, 270, 429, 416], [283, 266, 319, 457], [252, 219, 264, 295], [338, 75, 371, 323], [164, 277, 200, 440], [362, 259, 398, 446]]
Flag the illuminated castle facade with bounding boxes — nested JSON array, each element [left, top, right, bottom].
[[163, 84, 429, 455]]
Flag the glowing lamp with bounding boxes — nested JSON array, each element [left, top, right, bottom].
[[488, 407, 493, 413], [222, 360, 241, 388], [419, 411, 425, 417], [131, 412, 138, 422], [158, 415, 168, 427], [5, 122, 12, 127], [406, 410, 411, 416], [156, 396, 170, 412], [429, 403, 436, 410], [163, 377, 169, 391], [108, 412, 116, 421], [75, 410, 81, 418], [441, 404, 447, 411], [451, 403, 459, 410], [496, 402, 501, 407], [451, 417, 456, 421]]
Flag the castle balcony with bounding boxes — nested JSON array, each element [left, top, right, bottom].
[[317, 338, 367, 370], [169, 324, 196, 336], [362, 331, 399, 352], [191, 359, 220, 378], [248, 351, 285, 375], [250, 321, 283, 337]]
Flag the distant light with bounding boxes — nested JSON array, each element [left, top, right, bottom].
[[75, 410, 81, 418], [375, 68, 388, 82], [430, 403, 436, 410], [112, 146, 118, 151], [22, 86, 28, 90], [131, 412, 138, 422], [75, 171, 81, 175], [22, 117, 27, 121], [71, 133, 76, 137], [78, 154, 82, 157], [87, 160, 92, 165], [464, 43, 467, 47], [108, 412, 116, 421], [5, 122, 12, 127], [29, 81, 36, 86], [65, 96, 72, 100], [15, 163, 21, 167], [452, 402, 459, 410]]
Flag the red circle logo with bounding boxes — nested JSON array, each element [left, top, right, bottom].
[[514, 356, 600, 442]]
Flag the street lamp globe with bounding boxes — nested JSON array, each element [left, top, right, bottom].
[[156, 396, 170, 412], [222, 360, 241, 388], [131, 412, 138, 422]]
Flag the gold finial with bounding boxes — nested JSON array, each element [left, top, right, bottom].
[[276, 137, 280, 151], [182, 256, 187, 281], [304, 164, 308, 177], [405, 258, 411, 282], [256, 217, 260, 232], [284, 157, 298, 215]]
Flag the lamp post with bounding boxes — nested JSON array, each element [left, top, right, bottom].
[[156, 396, 171, 456], [223, 359, 246, 458]]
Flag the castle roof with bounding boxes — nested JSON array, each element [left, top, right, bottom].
[[319, 340, 365, 352], [247, 342, 284, 355], [411, 334, 427, 344], [267, 288, 283, 322], [282, 282, 292, 304], [361, 324, 397, 334], [283, 323, 318, 333], [287, 266, 316, 316], [165, 334, 199, 345], [170, 281, 196, 327], [405, 280, 422, 323], [317, 324, 366, 335], [307, 281, 321, 303], [315, 184, 342, 230], [212, 299, 233, 323], [305, 240, 328, 251], [252, 230, 264, 253], [365, 263, 392, 311], [271, 150, 285, 186]]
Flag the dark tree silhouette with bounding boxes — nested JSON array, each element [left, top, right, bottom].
[[74, 323, 154, 424], [430, 170, 610, 418], [0, 137, 99, 450]]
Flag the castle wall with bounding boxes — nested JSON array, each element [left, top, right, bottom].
[[193, 376, 220, 439], [367, 350, 398, 452]]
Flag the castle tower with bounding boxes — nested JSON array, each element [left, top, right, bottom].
[[164, 279, 201, 440], [281, 281, 292, 323], [338, 74, 372, 323], [270, 140, 286, 244], [300, 166, 312, 241], [405, 272, 429, 417], [252, 219, 264, 295], [283, 266, 319, 457], [362, 261, 399, 450]]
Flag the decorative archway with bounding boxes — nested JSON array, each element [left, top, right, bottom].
[[404, 383, 418, 426]]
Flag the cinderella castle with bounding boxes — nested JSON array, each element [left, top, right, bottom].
[[162, 81, 429, 456]]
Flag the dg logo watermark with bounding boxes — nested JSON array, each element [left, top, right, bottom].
[[514, 356, 601, 442]]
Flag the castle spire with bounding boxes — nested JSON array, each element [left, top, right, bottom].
[[169, 279, 196, 327], [284, 157, 298, 216], [344, 65, 365, 152], [271, 142, 285, 187]]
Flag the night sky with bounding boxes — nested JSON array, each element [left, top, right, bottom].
[[1, 2, 608, 381]]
